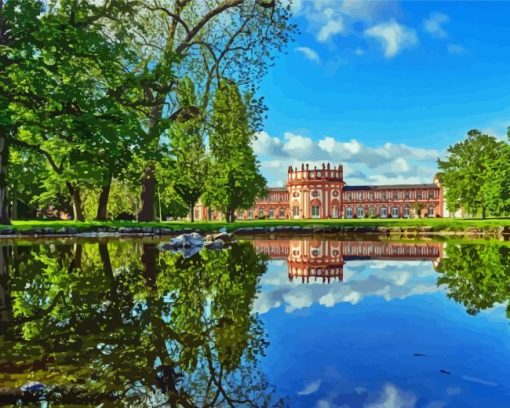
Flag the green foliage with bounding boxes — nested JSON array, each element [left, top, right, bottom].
[[437, 129, 510, 218], [436, 242, 510, 317], [169, 77, 209, 221], [204, 80, 267, 222], [0, 240, 280, 405]]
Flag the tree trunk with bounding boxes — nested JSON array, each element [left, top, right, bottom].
[[482, 206, 486, 219], [142, 243, 158, 290], [0, 133, 10, 225], [0, 245, 10, 332], [138, 163, 156, 222], [66, 182, 84, 221], [96, 174, 112, 220], [190, 201, 194, 223]]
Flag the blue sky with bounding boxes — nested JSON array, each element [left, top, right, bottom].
[[256, 257, 510, 407], [253, 0, 510, 187]]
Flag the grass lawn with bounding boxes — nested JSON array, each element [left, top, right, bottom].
[[3, 217, 510, 233]]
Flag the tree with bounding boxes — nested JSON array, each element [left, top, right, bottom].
[[0, 240, 283, 405], [204, 79, 267, 222], [170, 77, 209, 222], [436, 242, 510, 317], [4, 0, 141, 221], [437, 129, 510, 218], [129, 0, 296, 221]]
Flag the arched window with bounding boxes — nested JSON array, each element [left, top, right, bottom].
[[268, 208, 274, 219], [258, 208, 264, 218], [279, 207, 285, 218], [310, 199, 321, 218]]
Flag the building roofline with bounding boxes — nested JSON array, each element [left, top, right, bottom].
[[344, 184, 438, 191]]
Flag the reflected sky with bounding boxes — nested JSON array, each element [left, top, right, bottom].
[[1, 237, 509, 407], [254, 238, 510, 408]]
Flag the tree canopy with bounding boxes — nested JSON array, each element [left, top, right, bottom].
[[437, 129, 510, 218]]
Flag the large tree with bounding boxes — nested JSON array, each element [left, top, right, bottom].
[[130, 0, 295, 221], [204, 79, 266, 222], [2, 0, 141, 222], [437, 129, 510, 218]]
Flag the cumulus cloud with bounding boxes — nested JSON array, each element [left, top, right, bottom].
[[364, 383, 417, 408], [252, 130, 440, 187], [364, 20, 418, 58], [297, 380, 322, 396], [423, 12, 450, 38], [253, 259, 441, 315], [296, 46, 321, 63], [317, 19, 345, 42]]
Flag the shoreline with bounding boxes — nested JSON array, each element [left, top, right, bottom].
[[0, 219, 509, 239]]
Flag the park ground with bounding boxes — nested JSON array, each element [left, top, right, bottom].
[[1, 217, 510, 234]]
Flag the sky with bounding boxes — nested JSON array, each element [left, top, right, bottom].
[[257, 256, 510, 407], [253, 0, 510, 187]]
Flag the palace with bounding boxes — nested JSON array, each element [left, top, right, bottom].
[[193, 162, 443, 220], [253, 239, 444, 284]]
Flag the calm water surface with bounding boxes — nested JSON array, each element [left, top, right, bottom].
[[0, 237, 509, 407]]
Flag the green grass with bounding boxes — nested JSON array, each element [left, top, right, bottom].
[[3, 217, 510, 233]]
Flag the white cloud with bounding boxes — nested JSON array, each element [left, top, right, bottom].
[[364, 20, 418, 58], [423, 12, 450, 38], [364, 383, 417, 408], [297, 380, 322, 396], [317, 18, 344, 42], [253, 131, 283, 156], [295, 46, 321, 63], [253, 258, 442, 315], [447, 43, 467, 55], [251, 131, 440, 187]]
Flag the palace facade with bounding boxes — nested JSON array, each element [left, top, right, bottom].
[[253, 239, 444, 284], [193, 162, 443, 220]]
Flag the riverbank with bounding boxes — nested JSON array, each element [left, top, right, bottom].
[[0, 218, 509, 238]]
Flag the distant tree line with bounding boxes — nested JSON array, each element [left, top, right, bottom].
[[438, 129, 510, 218], [0, 0, 296, 223]]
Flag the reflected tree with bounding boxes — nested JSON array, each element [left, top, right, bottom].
[[436, 242, 510, 316], [0, 240, 283, 406]]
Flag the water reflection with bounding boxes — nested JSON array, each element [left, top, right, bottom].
[[254, 239, 443, 284], [0, 241, 279, 406], [0, 237, 509, 407]]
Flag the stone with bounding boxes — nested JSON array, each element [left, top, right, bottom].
[[67, 227, 78, 234], [0, 228, 14, 235], [204, 239, 225, 250], [213, 232, 234, 242]]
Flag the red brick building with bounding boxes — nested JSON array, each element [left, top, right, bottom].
[[193, 162, 443, 220], [253, 239, 444, 284]]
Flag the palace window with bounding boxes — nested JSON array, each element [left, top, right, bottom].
[[381, 207, 388, 218], [392, 207, 399, 217], [428, 190, 434, 198], [346, 193, 351, 200], [428, 207, 435, 217], [369, 192, 374, 200], [293, 206, 300, 217], [311, 205, 320, 218], [317, 171, 321, 177], [392, 191, 398, 199], [311, 190, 319, 197], [248, 210, 253, 219], [417, 191, 422, 199], [405, 191, 410, 199], [258, 209, 264, 218], [403, 207, 410, 218], [357, 207, 364, 218], [345, 207, 353, 218], [268, 208, 274, 219], [381, 192, 387, 200], [369, 207, 376, 217], [279, 207, 285, 218]]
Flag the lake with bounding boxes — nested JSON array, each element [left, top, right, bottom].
[[0, 236, 509, 407]]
